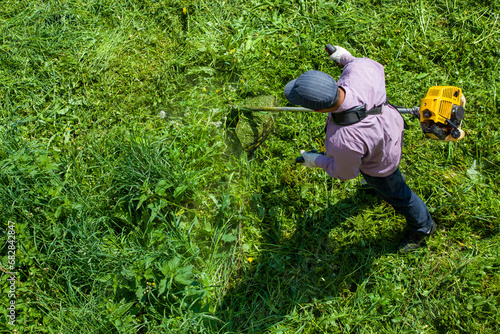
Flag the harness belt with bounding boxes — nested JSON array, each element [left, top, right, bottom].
[[330, 103, 386, 126]]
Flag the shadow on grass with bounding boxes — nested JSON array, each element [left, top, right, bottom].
[[216, 186, 401, 332]]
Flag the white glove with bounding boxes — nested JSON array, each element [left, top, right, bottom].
[[328, 46, 352, 65], [300, 150, 321, 168], [461, 93, 466, 107]]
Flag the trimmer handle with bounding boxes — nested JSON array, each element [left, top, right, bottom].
[[395, 106, 420, 119], [325, 44, 336, 56]]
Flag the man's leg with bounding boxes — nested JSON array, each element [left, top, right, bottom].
[[361, 168, 436, 251]]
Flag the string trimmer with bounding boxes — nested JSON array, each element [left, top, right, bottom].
[[231, 45, 466, 154]]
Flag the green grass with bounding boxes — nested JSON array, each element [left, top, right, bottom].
[[1, 0, 499, 333]]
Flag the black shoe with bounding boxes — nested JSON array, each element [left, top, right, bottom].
[[397, 222, 436, 253]]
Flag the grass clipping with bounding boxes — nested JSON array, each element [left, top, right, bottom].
[[236, 95, 276, 152]]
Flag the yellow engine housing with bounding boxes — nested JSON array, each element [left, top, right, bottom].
[[418, 86, 465, 141]]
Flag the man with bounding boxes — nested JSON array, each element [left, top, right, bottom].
[[284, 46, 436, 252]]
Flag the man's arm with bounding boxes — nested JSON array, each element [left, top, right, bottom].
[[328, 46, 355, 66], [314, 146, 364, 181]]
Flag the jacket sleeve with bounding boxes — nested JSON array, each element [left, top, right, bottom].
[[314, 143, 364, 181]]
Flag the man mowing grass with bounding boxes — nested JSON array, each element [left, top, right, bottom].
[[285, 46, 436, 253]]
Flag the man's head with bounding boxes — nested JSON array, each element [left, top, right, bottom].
[[284, 70, 339, 111]]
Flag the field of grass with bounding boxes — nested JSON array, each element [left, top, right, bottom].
[[1, 0, 500, 333]]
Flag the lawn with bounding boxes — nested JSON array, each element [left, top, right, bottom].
[[1, 0, 499, 333]]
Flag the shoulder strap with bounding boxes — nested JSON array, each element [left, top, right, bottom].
[[331, 103, 385, 126]]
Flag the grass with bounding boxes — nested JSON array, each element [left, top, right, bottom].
[[1, 0, 500, 333]]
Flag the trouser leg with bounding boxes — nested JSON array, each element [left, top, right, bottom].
[[361, 168, 433, 234]]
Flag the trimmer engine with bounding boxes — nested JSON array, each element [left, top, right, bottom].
[[418, 86, 466, 142]]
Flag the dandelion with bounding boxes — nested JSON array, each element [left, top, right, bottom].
[[159, 110, 166, 118], [247, 257, 253, 263], [183, 7, 187, 14]]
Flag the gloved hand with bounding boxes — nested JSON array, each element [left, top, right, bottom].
[[328, 45, 352, 65], [300, 150, 321, 168]]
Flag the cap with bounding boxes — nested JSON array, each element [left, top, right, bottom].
[[284, 70, 339, 110]]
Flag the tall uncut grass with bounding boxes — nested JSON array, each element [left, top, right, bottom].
[[1, 0, 499, 333]]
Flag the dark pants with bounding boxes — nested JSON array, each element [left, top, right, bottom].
[[361, 168, 434, 234]]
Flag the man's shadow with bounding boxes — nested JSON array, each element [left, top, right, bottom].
[[216, 182, 402, 332]]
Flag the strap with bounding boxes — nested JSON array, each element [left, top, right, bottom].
[[331, 103, 384, 126]]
